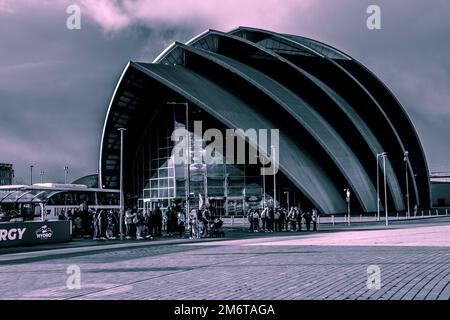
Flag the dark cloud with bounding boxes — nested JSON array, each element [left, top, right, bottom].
[[0, 0, 449, 185], [0, 1, 198, 183]]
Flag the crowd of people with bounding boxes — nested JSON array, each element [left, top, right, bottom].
[[64, 203, 224, 240], [61, 204, 319, 240], [247, 207, 319, 232]]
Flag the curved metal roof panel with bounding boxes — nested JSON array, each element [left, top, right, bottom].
[[173, 42, 377, 212], [132, 62, 347, 213]]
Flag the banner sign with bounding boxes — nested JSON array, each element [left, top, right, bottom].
[[0, 221, 71, 248]]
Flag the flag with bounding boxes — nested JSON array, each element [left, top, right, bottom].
[[199, 193, 204, 210]]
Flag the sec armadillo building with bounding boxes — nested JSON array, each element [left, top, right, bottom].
[[99, 26, 431, 215]]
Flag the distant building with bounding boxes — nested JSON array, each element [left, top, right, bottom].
[[71, 174, 99, 188], [0, 163, 14, 186], [99, 27, 431, 214], [430, 172, 450, 207]]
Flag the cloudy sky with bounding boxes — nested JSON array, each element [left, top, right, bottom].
[[0, 0, 449, 184]]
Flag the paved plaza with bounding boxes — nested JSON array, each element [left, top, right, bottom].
[[0, 218, 449, 300]]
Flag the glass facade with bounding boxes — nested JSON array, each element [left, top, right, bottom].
[[133, 103, 285, 215], [0, 163, 14, 186]]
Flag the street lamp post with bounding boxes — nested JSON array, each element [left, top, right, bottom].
[[40, 170, 44, 183], [30, 165, 34, 185], [263, 173, 266, 209], [271, 145, 276, 210], [284, 191, 290, 212], [404, 151, 410, 218], [380, 152, 389, 226], [376, 152, 387, 222], [254, 154, 266, 209], [64, 166, 69, 184], [224, 173, 229, 216], [118, 127, 127, 240], [376, 155, 380, 221], [344, 188, 351, 225], [167, 101, 190, 217]]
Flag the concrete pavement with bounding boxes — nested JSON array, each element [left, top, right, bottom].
[[0, 217, 449, 300]]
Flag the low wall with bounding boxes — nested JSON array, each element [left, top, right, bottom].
[[0, 220, 71, 248]]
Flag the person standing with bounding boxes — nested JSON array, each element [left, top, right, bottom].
[[166, 206, 174, 237], [196, 207, 204, 238], [305, 210, 312, 231], [202, 206, 211, 236], [154, 206, 163, 236], [248, 209, 254, 232], [135, 209, 145, 240], [189, 208, 198, 239], [260, 207, 268, 232], [295, 207, 302, 232], [274, 208, 280, 232], [286, 207, 293, 232], [124, 208, 135, 239], [279, 208, 286, 232], [178, 209, 186, 238], [312, 208, 318, 231], [252, 209, 260, 232], [268, 207, 274, 232]]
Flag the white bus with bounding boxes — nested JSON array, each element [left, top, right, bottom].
[[0, 183, 119, 222]]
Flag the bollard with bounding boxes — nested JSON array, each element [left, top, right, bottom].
[[422, 210, 424, 217], [446, 209, 448, 216], [231, 216, 234, 228], [436, 209, 438, 216], [396, 212, 399, 220], [360, 214, 362, 222], [429, 210, 431, 216], [332, 215, 335, 226]]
